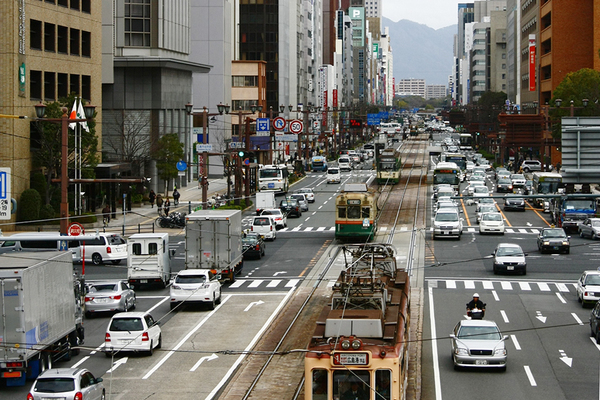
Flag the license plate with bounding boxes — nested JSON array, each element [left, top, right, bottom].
[[553, 246, 559, 250], [268, 183, 275, 189], [506, 266, 514, 270], [95, 298, 110, 303], [140, 279, 148, 283], [443, 231, 450, 235], [475, 359, 488, 365], [120, 339, 133, 345]]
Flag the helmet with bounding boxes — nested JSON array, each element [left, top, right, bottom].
[[473, 293, 480, 298]]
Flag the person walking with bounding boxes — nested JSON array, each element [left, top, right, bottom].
[[149, 190, 156, 208], [156, 194, 163, 215], [173, 188, 180, 206], [102, 204, 111, 226], [163, 197, 171, 216]]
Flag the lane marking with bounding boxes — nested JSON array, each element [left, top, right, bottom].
[[446, 280, 456, 289], [492, 290, 499, 301], [248, 280, 264, 288], [318, 205, 323, 210], [464, 280, 475, 289], [147, 296, 170, 314], [537, 282, 551, 291], [229, 280, 244, 288], [572, 313, 584, 325], [70, 356, 90, 369], [482, 281, 494, 290], [524, 365, 537, 386], [266, 280, 281, 288], [428, 287, 443, 400], [500, 281, 512, 290], [500, 310, 509, 323], [518, 282, 531, 291], [555, 292, 567, 304], [555, 283, 569, 292], [510, 335, 521, 350]]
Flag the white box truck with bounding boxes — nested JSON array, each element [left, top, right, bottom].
[[255, 191, 276, 215], [0, 251, 84, 386], [185, 210, 243, 282], [127, 233, 174, 288]]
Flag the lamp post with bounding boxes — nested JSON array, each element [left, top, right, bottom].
[[34, 102, 95, 234], [185, 103, 230, 209]]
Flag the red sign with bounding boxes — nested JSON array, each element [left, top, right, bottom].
[[68, 222, 84, 236], [529, 35, 536, 92], [333, 89, 338, 108]]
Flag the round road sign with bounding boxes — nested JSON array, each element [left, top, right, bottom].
[[273, 117, 286, 131], [289, 120, 303, 134], [68, 222, 84, 236]]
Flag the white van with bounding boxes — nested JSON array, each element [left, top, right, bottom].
[[338, 156, 352, 172], [327, 167, 341, 184], [127, 233, 174, 288], [251, 216, 277, 240], [82, 232, 127, 265], [0, 232, 82, 262]]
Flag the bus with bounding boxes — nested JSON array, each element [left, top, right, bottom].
[[441, 152, 467, 173], [459, 133, 473, 150], [376, 148, 401, 184], [335, 183, 378, 241], [258, 164, 289, 194], [531, 172, 562, 211], [433, 162, 461, 190], [310, 155, 328, 172]]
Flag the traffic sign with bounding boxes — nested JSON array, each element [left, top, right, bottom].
[[256, 118, 270, 132], [176, 161, 187, 171], [0, 168, 11, 221], [273, 117, 286, 131], [68, 222, 84, 236], [244, 158, 250, 166], [196, 144, 213, 153], [289, 120, 303, 134]]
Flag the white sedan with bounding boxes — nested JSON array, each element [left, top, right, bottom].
[[261, 208, 287, 229], [479, 212, 505, 234], [170, 269, 222, 310], [576, 270, 600, 306]]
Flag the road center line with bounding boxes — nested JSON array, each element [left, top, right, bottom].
[[492, 290, 499, 301], [524, 365, 537, 386], [555, 292, 567, 304], [500, 310, 509, 323], [428, 287, 443, 400], [572, 313, 584, 325], [146, 296, 170, 314], [510, 335, 521, 350]]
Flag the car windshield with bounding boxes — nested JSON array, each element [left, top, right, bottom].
[[34, 378, 75, 393], [458, 326, 502, 340], [242, 237, 258, 245], [543, 229, 566, 238], [480, 205, 496, 213], [498, 179, 511, 184], [511, 174, 525, 180], [109, 317, 144, 331], [496, 246, 523, 257], [435, 213, 457, 222], [89, 284, 118, 293], [483, 213, 502, 221], [592, 221, 600, 227], [585, 275, 600, 285], [328, 169, 339, 174], [473, 186, 489, 193]]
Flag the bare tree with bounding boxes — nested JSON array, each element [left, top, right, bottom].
[[103, 110, 152, 176]]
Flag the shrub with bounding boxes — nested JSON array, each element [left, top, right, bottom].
[[18, 189, 41, 222], [132, 193, 144, 203], [39, 204, 55, 221]]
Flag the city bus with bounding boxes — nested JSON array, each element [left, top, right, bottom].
[[433, 162, 461, 190], [459, 133, 473, 150], [441, 152, 467, 172], [258, 164, 289, 194], [531, 172, 562, 211]]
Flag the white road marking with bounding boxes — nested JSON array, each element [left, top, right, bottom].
[[589, 336, 600, 349], [428, 287, 443, 400], [537, 282, 551, 291], [318, 205, 323, 209], [531, 229, 540, 234], [190, 354, 218, 372], [248, 280, 264, 288], [267, 280, 281, 288], [147, 296, 170, 314], [317, 227, 326, 231], [70, 356, 90, 369], [329, 227, 335, 231], [464, 280, 475, 289], [524, 366, 537, 386], [555, 283, 569, 292], [572, 313, 584, 325], [229, 280, 244, 288], [518, 282, 531, 291], [555, 292, 567, 304], [323, 201, 328, 205], [510, 335, 521, 350], [285, 279, 300, 287], [482, 281, 494, 290], [500, 281, 512, 290], [519, 229, 528, 233], [446, 280, 456, 289], [380, 227, 388, 232], [506, 228, 515, 233], [500, 310, 509, 323], [492, 290, 499, 301]]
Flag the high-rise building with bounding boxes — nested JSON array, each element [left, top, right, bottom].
[[396, 79, 426, 97], [426, 85, 448, 100], [364, 0, 381, 18]]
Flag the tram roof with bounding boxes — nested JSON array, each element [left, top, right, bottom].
[[428, 145, 443, 156], [343, 183, 368, 192]]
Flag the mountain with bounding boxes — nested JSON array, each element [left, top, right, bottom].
[[383, 17, 456, 87]]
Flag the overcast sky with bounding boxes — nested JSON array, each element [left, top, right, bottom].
[[382, 0, 462, 30]]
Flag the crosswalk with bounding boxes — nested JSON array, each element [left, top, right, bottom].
[[227, 278, 301, 289], [428, 278, 578, 294], [238, 225, 546, 234], [431, 227, 545, 235]]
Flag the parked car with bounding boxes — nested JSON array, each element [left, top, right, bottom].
[[327, 167, 341, 183], [242, 232, 266, 259], [85, 280, 136, 317], [578, 218, 600, 239], [496, 178, 513, 193], [577, 269, 600, 306], [83, 233, 128, 266], [289, 194, 309, 212], [28, 368, 105, 400], [492, 243, 527, 275], [279, 198, 302, 218], [503, 196, 525, 211], [537, 227, 570, 254], [479, 212, 505, 235], [450, 320, 508, 371], [295, 188, 315, 203], [521, 159, 542, 172], [260, 208, 287, 229], [104, 311, 162, 356], [250, 215, 277, 241], [169, 269, 222, 310]]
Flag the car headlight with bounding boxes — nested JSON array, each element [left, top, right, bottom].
[[543, 241, 550, 246], [518, 262, 526, 266], [454, 347, 468, 356], [562, 241, 569, 245], [494, 348, 506, 356]]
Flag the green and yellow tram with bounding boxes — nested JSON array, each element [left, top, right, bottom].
[[335, 183, 378, 241], [376, 148, 401, 185]]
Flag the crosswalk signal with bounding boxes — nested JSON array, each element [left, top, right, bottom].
[[238, 151, 245, 157]]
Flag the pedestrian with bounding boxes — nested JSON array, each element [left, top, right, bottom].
[[173, 188, 180, 206], [156, 194, 163, 215], [163, 197, 170, 216], [149, 190, 156, 208], [102, 204, 111, 226], [556, 162, 561, 172]]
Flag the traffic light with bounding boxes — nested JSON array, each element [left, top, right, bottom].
[[238, 150, 245, 157]]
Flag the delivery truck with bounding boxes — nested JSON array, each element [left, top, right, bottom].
[[255, 191, 276, 215], [0, 251, 85, 386], [185, 210, 243, 282], [127, 233, 175, 288]]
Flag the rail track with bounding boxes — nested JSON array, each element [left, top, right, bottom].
[[218, 136, 431, 400]]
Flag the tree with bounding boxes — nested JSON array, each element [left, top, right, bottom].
[[477, 91, 507, 109], [103, 110, 152, 177], [550, 68, 600, 138], [31, 93, 99, 206], [152, 133, 184, 196]]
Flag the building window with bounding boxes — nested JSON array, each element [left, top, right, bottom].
[[44, 72, 56, 101], [70, 74, 80, 96], [232, 76, 258, 87], [82, 0, 90, 13], [57, 73, 68, 98], [30, 70, 42, 100], [30, 20, 42, 50], [57, 26, 68, 54], [70, 28, 80, 55], [125, 0, 151, 47], [502, 64, 506, 69], [82, 75, 91, 101], [81, 31, 91, 57], [502, 53, 506, 59], [58, 0, 68, 7], [502, 73, 506, 79], [70, 0, 80, 11], [44, 23, 55, 52]]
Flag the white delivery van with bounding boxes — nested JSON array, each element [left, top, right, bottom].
[[127, 233, 174, 288], [327, 167, 341, 184], [255, 191, 276, 215], [338, 156, 352, 172]]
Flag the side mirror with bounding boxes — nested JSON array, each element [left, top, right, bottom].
[[502, 335, 509, 341], [524, 253, 529, 257], [95, 378, 104, 383]]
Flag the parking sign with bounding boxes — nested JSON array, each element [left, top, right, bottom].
[[0, 168, 10, 220]]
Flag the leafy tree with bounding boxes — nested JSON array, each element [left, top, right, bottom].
[[550, 68, 600, 138], [152, 133, 184, 196], [31, 93, 99, 205], [18, 189, 41, 222], [477, 91, 507, 109]]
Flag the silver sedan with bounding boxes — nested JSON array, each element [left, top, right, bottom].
[[85, 280, 136, 317], [579, 218, 600, 239]]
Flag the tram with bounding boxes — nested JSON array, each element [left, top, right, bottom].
[[335, 183, 378, 241], [305, 243, 410, 400], [376, 148, 401, 185]]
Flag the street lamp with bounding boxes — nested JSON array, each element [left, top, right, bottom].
[[185, 103, 229, 209], [34, 102, 95, 234]]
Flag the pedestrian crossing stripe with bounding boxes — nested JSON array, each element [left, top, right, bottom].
[[228, 278, 301, 289], [430, 227, 546, 234], [427, 279, 576, 293]]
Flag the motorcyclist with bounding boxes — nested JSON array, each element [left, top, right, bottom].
[[466, 293, 485, 315]]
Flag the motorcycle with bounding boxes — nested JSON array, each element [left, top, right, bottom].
[[155, 211, 186, 229], [466, 303, 486, 319]]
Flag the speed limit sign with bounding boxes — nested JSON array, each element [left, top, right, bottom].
[[289, 120, 303, 134]]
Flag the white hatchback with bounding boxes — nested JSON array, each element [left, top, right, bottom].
[[479, 212, 505, 234], [170, 269, 222, 310], [251, 215, 277, 240], [260, 208, 287, 229], [83, 233, 127, 265], [327, 168, 341, 183], [104, 312, 161, 356]]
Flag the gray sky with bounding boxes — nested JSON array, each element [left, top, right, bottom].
[[382, 0, 462, 30]]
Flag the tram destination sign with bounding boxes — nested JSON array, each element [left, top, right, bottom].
[[332, 352, 369, 366], [347, 199, 361, 205]]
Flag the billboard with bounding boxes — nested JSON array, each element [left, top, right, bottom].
[[529, 34, 536, 92]]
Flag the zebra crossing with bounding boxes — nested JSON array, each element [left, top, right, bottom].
[[238, 224, 545, 234], [226, 278, 301, 290], [429, 226, 545, 235], [428, 278, 578, 294]]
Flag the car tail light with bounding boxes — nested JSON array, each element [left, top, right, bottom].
[[6, 362, 22, 368], [256, 245, 260, 251], [111, 295, 122, 300], [27, 394, 34, 400], [74, 392, 83, 400], [105, 333, 111, 342], [251, 226, 254, 231], [107, 247, 112, 254], [142, 332, 149, 342], [85, 296, 93, 302], [270, 226, 273, 231]]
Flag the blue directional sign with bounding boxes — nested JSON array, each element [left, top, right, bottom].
[[0, 171, 6, 199], [176, 161, 187, 171], [378, 111, 389, 120], [0, 168, 10, 220], [257, 118, 270, 132], [367, 113, 380, 126]]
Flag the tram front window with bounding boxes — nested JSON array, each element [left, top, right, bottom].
[[375, 370, 391, 400], [311, 369, 328, 400], [379, 160, 395, 170], [362, 207, 370, 219], [333, 370, 370, 400], [347, 206, 361, 219]]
